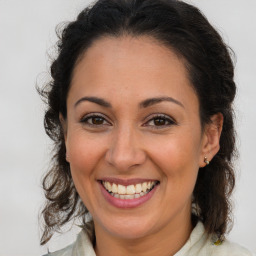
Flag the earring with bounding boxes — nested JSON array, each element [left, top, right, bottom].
[[66, 153, 69, 161], [204, 156, 210, 165]]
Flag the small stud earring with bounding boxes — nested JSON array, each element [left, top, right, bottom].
[[66, 153, 69, 161], [204, 156, 210, 165]]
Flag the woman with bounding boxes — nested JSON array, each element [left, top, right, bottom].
[[39, 0, 253, 255]]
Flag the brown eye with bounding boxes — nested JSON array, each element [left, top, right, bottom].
[[145, 114, 176, 129], [91, 117, 104, 125], [80, 114, 110, 126], [153, 118, 167, 126]]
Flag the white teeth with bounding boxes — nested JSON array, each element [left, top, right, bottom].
[[117, 184, 126, 194], [126, 185, 136, 195], [124, 195, 134, 199], [112, 183, 118, 193], [142, 182, 148, 192], [135, 183, 142, 193], [106, 181, 112, 192], [102, 180, 158, 199]]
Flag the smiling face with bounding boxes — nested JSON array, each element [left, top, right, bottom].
[[64, 36, 211, 242]]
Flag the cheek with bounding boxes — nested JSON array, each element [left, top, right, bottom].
[[147, 132, 201, 176], [67, 133, 106, 209], [67, 131, 106, 174]]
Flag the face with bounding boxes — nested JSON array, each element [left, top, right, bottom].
[[64, 36, 210, 240]]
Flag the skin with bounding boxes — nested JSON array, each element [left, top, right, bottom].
[[62, 36, 223, 256]]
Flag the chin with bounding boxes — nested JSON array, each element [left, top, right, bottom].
[[96, 215, 156, 240]]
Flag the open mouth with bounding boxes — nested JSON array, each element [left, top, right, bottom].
[[101, 180, 160, 200]]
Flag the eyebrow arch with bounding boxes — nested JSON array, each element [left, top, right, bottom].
[[139, 97, 184, 108], [74, 97, 112, 108]]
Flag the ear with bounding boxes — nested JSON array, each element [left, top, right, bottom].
[[199, 113, 223, 167], [59, 113, 69, 162]]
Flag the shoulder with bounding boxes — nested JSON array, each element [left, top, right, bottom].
[[43, 243, 74, 256], [42, 243, 73, 256], [212, 240, 254, 256], [42, 229, 96, 256], [177, 221, 254, 256]]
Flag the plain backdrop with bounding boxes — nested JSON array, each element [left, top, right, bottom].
[[0, 0, 255, 255]]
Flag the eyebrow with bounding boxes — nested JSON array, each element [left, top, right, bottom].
[[139, 97, 184, 109], [74, 97, 112, 108], [74, 96, 184, 109]]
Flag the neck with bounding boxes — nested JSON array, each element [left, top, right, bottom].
[[94, 215, 192, 256]]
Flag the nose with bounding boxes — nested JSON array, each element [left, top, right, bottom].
[[105, 126, 146, 172]]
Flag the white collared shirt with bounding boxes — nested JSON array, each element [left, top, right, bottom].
[[45, 222, 254, 256]]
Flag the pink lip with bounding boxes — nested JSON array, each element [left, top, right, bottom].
[[99, 181, 159, 209]]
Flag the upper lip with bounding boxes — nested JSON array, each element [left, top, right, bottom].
[[98, 178, 159, 186]]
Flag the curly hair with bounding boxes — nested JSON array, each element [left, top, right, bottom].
[[39, 0, 236, 245]]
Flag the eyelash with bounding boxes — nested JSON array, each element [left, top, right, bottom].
[[80, 113, 111, 127], [143, 114, 176, 129], [80, 113, 176, 129]]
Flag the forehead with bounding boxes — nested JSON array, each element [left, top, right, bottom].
[[69, 35, 198, 109]]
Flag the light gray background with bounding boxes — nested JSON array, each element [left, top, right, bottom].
[[0, 0, 255, 255]]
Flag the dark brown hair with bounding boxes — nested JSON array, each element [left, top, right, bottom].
[[39, 0, 236, 245]]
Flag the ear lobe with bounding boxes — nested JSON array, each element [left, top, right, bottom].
[[59, 113, 67, 142], [200, 113, 223, 167]]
